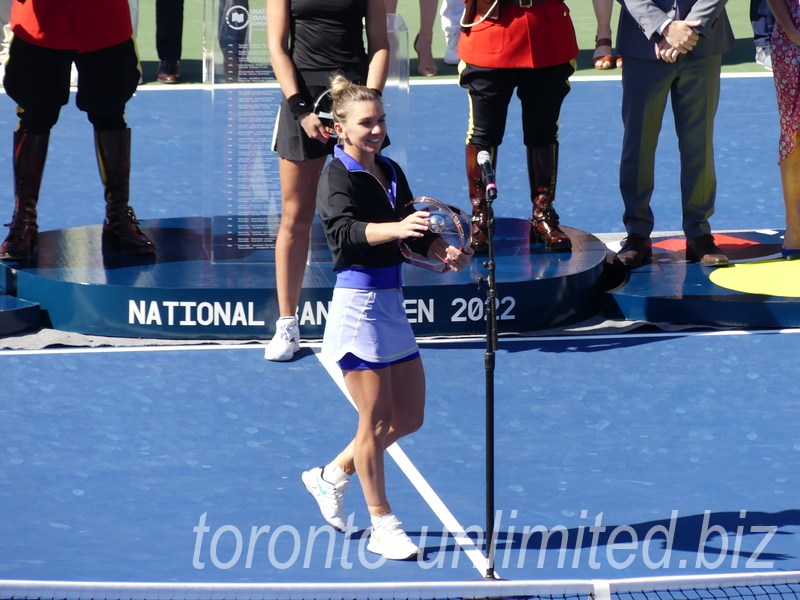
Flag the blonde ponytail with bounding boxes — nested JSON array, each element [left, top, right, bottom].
[[328, 74, 382, 124]]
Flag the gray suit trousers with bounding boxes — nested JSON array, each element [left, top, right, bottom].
[[619, 53, 722, 239]]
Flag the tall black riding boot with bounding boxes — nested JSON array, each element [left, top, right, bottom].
[[466, 144, 496, 254], [95, 129, 156, 255], [0, 131, 49, 261], [527, 143, 571, 251]]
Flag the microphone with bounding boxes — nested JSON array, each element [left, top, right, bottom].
[[477, 150, 497, 200]]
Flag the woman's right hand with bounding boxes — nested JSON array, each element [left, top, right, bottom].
[[396, 211, 430, 239], [364, 211, 430, 246], [298, 112, 331, 142]]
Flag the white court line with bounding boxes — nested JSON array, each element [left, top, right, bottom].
[[415, 328, 800, 345], [0, 69, 758, 96], [0, 344, 266, 357], [315, 350, 493, 578], [508, 327, 800, 342], [720, 71, 775, 78], [0, 69, 768, 95], [4, 325, 800, 358], [2, 569, 799, 600]]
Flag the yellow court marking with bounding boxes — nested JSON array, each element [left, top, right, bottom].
[[710, 259, 800, 297]]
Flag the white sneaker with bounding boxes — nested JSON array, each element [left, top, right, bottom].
[[264, 316, 300, 361], [755, 46, 773, 71], [301, 466, 348, 532], [367, 514, 419, 560], [443, 32, 460, 66]]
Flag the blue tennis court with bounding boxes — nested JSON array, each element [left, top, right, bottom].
[[1, 330, 799, 587], [1, 72, 799, 598], [0, 75, 784, 237]]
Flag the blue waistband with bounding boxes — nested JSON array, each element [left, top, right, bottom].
[[335, 266, 402, 290]]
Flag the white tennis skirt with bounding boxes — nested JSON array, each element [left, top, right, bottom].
[[322, 287, 419, 364]]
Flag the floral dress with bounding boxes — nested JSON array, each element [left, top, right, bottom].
[[770, 0, 800, 163]]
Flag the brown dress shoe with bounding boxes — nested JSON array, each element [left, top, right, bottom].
[[614, 234, 652, 269], [156, 60, 181, 84], [686, 234, 728, 267]]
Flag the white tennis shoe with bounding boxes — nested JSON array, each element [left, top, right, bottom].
[[443, 34, 460, 66], [367, 514, 420, 560], [264, 316, 300, 361], [302, 467, 348, 532]]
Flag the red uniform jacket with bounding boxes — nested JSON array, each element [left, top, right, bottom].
[[11, 0, 133, 53], [458, 1, 578, 69]]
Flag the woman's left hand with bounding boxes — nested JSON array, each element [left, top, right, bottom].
[[442, 244, 474, 272], [298, 112, 331, 143]]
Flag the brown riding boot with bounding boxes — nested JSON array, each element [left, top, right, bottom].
[[0, 131, 49, 261], [466, 144, 496, 254], [95, 129, 156, 256], [527, 143, 571, 251]]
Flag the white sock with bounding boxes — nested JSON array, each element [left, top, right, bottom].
[[370, 513, 398, 529], [323, 461, 349, 484], [277, 316, 297, 327]]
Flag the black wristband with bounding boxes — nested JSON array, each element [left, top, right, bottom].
[[286, 93, 311, 120], [370, 88, 383, 98]]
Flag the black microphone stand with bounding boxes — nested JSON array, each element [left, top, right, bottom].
[[478, 172, 499, 580]]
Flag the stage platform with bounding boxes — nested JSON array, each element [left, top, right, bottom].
[[5, 223, 800, 340], [0, 293, 39, 336], [0, 217, 606, 340], [604, 230, 800, 328]]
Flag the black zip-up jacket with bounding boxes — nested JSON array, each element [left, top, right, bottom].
[[316, 148, 435, 271]]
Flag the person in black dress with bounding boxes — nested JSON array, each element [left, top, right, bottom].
[[264, 0, 390, 361]]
